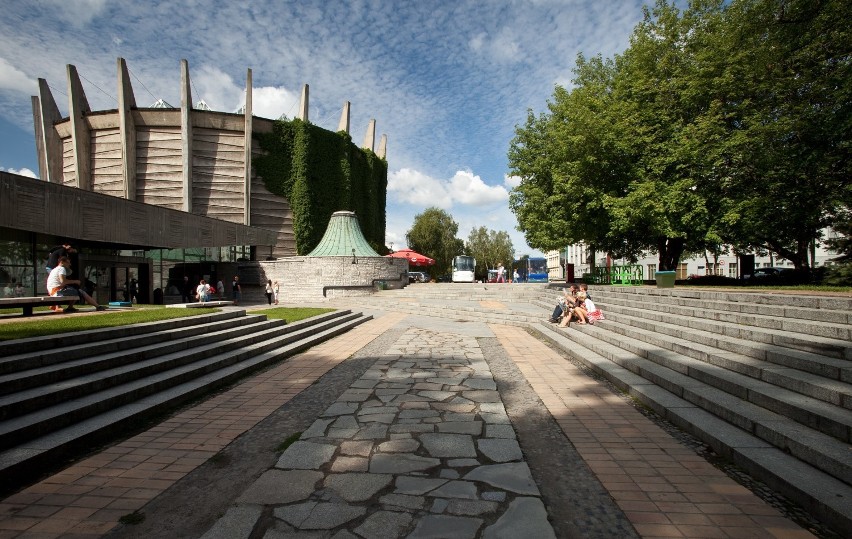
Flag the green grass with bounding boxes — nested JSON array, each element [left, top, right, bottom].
[[0, 306, 219, 341], [250, 306, 335, 322]]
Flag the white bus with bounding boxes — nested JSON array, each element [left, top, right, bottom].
[[452, 255, 476, 283]]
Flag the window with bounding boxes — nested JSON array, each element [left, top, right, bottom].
[[728, 263, 738, 278], [676, 263, 688, 280], [647, 264, 656, 279]]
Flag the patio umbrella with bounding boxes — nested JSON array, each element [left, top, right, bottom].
[[385, 248, 435, 266]]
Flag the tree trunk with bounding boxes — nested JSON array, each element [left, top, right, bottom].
[[657, 237, 685, 271]]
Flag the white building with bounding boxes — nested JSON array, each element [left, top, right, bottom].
[[547, 230, 842, 282]]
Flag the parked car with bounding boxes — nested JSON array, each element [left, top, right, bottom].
[[408, 271, 430, 283], [746, 267, 791, 279]]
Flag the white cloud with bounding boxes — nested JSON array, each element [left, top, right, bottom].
[[503, 174, 522, 189], [250, 86, 299, 120], [448, 170, 508, 206], [1, 166, 38, 178], [192, 65, 244, 112], [388, 168, 507, 209], [44, 0, 110, 28], [0, 57, 36, 94]]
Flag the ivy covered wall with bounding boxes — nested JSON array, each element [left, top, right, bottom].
[[253, 119, 388, 255]]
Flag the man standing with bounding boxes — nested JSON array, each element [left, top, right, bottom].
[[181, 276, 191, 303], [232, 275, 241, 305]]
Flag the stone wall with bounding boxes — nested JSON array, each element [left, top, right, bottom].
[[238, 257, 408, 303]]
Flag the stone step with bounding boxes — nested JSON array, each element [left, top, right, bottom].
[[596, 291, 852, 341], [0, 311, 362, 450], [0, 310, 248, 371], [599, 301, 851, 360], [593, 313, 852, 409], [0, 316, 285, 420], [534, 322, 852, 534], [0, 314, 273, 395], [0, 311, 373, 494]]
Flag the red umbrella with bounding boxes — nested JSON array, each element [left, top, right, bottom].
[[385, 248, 435, 266]]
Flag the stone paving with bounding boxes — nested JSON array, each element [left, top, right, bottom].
[[0, 301, 828, 538], [202, 327, 556, 538]]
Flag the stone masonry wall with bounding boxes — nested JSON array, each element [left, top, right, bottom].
[[238, 257, 408, 304]]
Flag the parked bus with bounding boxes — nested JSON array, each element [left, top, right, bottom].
[[515, 257, 548, 283], [452, 255, 476, 283]]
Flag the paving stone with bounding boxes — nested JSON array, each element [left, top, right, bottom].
[[339, 440, 373, 456], [462, 378, 497, 390], [276, 502, 366, 530], [463, 463, 540, 495], [338, 388, 374, 402], [436, 421, 483, 435], [353, 424, 388, 440], [380, 493, 427, 510], [484, 424, 516, 439], [449, 396, 474, 405], [478, 403, 506, 414], [395, 476, 448, 495], [443, 413, 477, 422], [377, 439, 421, 452], [370, 453, 441, 474], [428, 480, 478, 499], [462, 390, 502, 402], [407, 514, 483, 539], [330, 456, 369, 472], [420, 433, 477, 458], [477, 438, 523, 462], [447, 458, 480, 467], [440, 469, 460, 479], [432, 403, 477, 413], [200, 504, 263, 539], [446, 499, 499, 516], [413, 382, 445, 390], [327, 428, 360, 439], [262, 525, 327, 539], [300, 418, 334, 439], [479, 412, 511, 424], [401, 401, 432, 410], [419, 390, 457, 401], [399, 409, 440, 419], [430, 499, 450, 513], [389, 423, 435, 434], [482, 497, 555, 539], [350, 379, 379, 389], [481, 491, 506, 502], [330, 531, 359, 539], [427, 377, 466, 385], [324, 473, 393, 502], [331, 415, 359, 430], [238, 470, 322, 504], [322, 402, 359, 416], [353, 510, 413, 538]]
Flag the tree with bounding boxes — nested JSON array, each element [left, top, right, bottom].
[[405, 208, 464, 277], [466, 226, 515, 280]]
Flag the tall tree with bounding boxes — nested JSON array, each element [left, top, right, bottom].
[[466, 226, 515, 280], [405, 208, 463, 277]]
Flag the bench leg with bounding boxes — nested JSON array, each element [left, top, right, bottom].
[[23, 306, 33, 316]]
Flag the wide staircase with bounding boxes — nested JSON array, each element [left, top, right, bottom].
[[0, 308, 371, 495], [336, 283, 852, 535]]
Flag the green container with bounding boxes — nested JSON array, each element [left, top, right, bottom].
[[655, 271, 676, 288]]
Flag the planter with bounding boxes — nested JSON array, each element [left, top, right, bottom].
[[655, 271, 676, 288]]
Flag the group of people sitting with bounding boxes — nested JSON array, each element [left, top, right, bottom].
[[548, 283, 604, 327]]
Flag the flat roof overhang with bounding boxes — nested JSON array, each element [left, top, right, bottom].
[[0, 171, 277, 249]]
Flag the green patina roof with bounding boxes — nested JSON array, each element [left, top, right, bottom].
[[307, 211, 381, 257]]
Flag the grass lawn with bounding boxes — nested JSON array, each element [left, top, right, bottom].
[[0, 306, 335, 341], [250, 306, 334, 322]]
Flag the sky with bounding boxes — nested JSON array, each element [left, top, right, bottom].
[[0, 0, 651, 258]]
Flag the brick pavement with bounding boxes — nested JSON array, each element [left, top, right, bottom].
[[492, 324, 816, 539], [0, 313, 398, 539]]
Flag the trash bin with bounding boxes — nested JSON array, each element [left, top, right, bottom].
[[153, 288, 164, 305], [655, 271, 676, 288]]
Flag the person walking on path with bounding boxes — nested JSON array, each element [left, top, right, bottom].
[[264, 280, 274, 305], [232, 275, 241, 305], [273, 280, 280, 305]]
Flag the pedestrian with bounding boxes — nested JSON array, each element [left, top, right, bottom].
[[265, 279, 274, 305], [129, 278, 139, 303], [497, 263, 505, 283], [513, 269, 520, 283], [196, 279, 211, 303], [232, 275, 241, 305], [273, 280, 280, 305], [46, 255, 105, 312], [216, 279, 225, 300], [181, 275, 192, 303]]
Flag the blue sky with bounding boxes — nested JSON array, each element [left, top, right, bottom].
[[0, 0, 651, 257]]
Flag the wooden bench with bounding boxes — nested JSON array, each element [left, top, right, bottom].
[[0, 296, 79, 317]]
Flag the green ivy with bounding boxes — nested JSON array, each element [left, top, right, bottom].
[[254, 119, 388, 255]]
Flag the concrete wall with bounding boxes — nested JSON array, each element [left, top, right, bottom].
[[239, 257, 408, 303]]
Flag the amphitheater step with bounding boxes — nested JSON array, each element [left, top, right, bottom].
[[0, 308, 371, 495]]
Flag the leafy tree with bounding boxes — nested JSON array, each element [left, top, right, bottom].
[[405, 208, 464, 277], [466, 226, 515, 280]]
